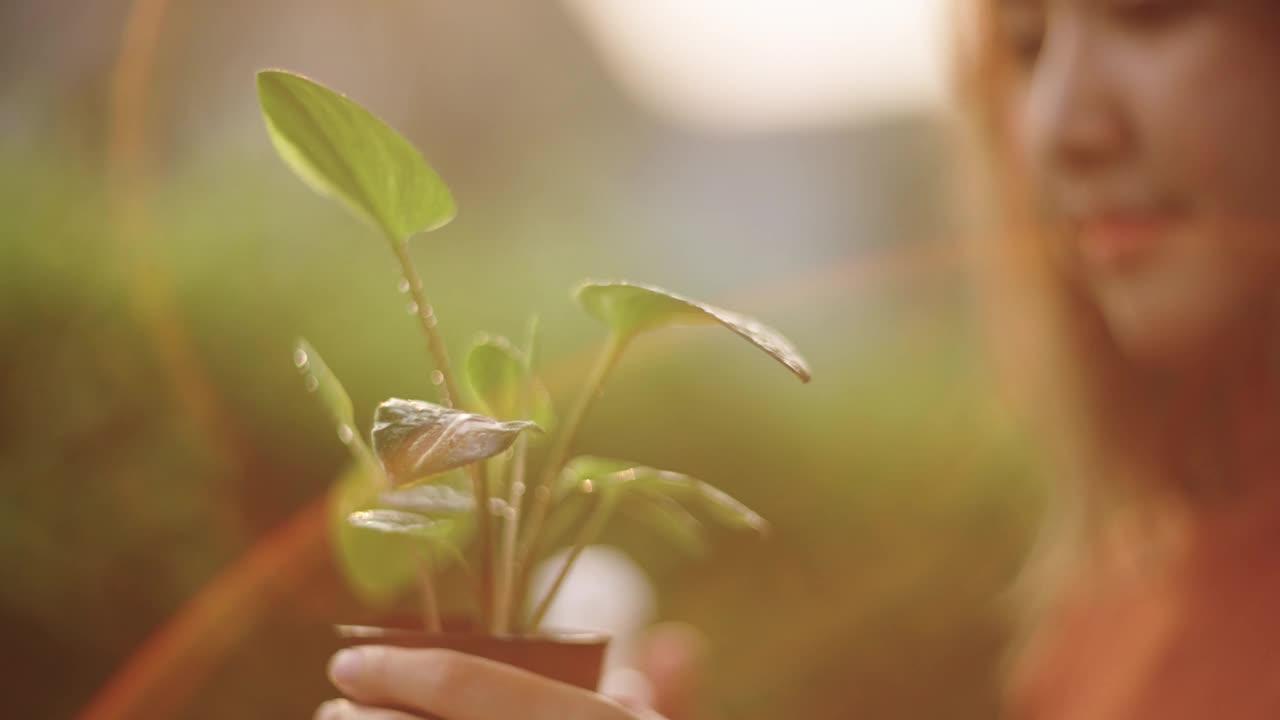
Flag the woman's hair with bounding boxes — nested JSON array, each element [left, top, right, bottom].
[[951, 0, 1182, 674]]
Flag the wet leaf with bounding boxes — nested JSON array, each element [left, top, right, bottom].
[[670, 481, 769, 535], [371, 398, 542, 486], [619, 491, 708, 557], [347, 509, 447, 539], [575, 281, 811, 382], [346, 506, 466, 572], [465, 336, 556, 431], [379, 484, 473, 513], [562, 456, 768, 535], [257, 70, 456, 243], [378, 483, 510, 516], [556, 456, 631, 498]]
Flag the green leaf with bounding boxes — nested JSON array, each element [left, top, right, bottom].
[[347, 508, 465, 570], [378, 483, 510, 516], [379, 484, 474, 513], [256, 70, 456, 243], [619, 491, 707, 557], [538, 489, 595, 552], [562, 455, 768, 534], [348, 509, 448, 538], [665, 481, 770, 536], [465, 336, 556, 432], [329, 464, 420, 605], [371, 398, 542, 486], [347, 509, 429, 534], [556, 456, 631, 498], [575, 281, 811, 382]]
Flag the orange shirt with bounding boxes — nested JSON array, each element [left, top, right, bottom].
[[1010, 509, 1280, 719]]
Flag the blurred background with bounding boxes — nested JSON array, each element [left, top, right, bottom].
[[0, 1, 1045, 717]]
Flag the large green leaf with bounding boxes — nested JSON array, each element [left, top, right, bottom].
[[465, 336, 556, 432], [371, 398, 542, 486], [561, 455, 768, 534], [257, 70, 456, 242], [575, 281, 811, 382]]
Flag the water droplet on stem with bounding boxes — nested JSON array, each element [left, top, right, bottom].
[[430, 370, 444, 385], [397, 278, 410, 293], [337, 424, 355, 444], [293, 348, 308, 369], [304, 375, 319, 392]]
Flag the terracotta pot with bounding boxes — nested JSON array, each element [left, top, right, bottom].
[[335, 623, 611, 692]]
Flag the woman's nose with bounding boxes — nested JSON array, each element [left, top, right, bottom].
[[1023, 19, 1129, 179]]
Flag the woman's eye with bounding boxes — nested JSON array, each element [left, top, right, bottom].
[[1000, 11, 1046, 70], [1109, 0, 1194, 28], [1009, 26, 1045, 68]]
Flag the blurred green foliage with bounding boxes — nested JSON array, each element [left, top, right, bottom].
[[1, 63, 1043, 720]]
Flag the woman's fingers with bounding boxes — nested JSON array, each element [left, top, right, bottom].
[[314, 698, 423, 720], [326, 645, 634, 720], [635, 623, 707, 720]]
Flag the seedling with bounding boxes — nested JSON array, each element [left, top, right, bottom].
[[258, 70, 811, 635]]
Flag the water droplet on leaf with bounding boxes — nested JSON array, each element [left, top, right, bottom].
[[293, 348, 308, 369], [304, 375, 319, 392], [337, 424, 355, 444]]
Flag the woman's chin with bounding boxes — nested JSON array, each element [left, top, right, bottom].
[[1095, 281, 1243, 373], [1109, 315, 1212, 371]]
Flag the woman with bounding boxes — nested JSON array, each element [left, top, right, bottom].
[[315, 1, 1280, 717]]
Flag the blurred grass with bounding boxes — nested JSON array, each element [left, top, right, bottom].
[[0, 123, 1044, 719]]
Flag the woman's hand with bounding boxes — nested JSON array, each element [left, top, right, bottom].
[[314, 645, 665, 720]]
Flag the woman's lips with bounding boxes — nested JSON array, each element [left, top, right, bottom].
[[1075, 212, 1178, 273]]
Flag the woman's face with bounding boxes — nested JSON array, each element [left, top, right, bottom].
[[1001, 0, 1280, 366]]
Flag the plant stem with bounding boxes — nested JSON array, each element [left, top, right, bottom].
[[494, 448, 525, 634], [494, 316, 539, 634], [391, 240, 463, 409], [511, 332, 630, 622], [389, 237, 494, 631], [528, 490, 616, 630], [469, 463, 495, 631], [353, 440, 388, 491], [419, 565, 442, 633]]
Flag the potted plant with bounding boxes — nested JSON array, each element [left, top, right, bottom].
[[257, 70, 811, 691]]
